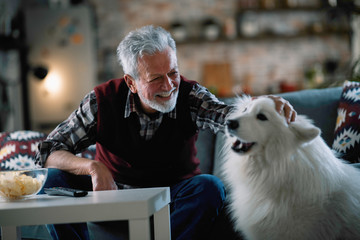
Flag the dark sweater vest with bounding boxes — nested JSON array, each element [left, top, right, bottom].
[[94, 77, 201, 187]]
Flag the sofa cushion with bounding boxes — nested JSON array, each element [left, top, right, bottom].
[[278, 87, 342, 146], [0, 130, 98, 171], [0, 131, 47, 170], [332, 81, 360, 163], [196, 128, 216, 174]]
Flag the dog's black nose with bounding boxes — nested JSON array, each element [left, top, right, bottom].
[[227, 120, 239, 130]]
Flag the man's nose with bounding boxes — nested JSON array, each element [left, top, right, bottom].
[[163, 75, 174, 90]]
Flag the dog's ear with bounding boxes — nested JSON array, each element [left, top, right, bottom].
[[234, 95, 252, 105], [289, 121, 320, 143]]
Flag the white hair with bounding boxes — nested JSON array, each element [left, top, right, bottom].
[[116, 25, 177, 80]]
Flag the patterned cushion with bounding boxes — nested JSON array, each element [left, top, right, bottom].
[[0, 131, 47, 170], [0, 131, 97, 171], [332, 81, 360, 163]]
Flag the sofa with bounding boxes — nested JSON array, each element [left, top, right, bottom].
[[1, 84, 356, 239]]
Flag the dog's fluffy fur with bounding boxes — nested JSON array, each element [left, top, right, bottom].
[[222, 96, 360, 240]]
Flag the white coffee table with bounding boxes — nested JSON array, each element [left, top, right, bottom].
[[0, 187, 171, 240]]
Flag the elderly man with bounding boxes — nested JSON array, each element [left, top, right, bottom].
[[36, 25, 295, 240]]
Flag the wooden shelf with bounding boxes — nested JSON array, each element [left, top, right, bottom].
[[176, 31, 349, 45], [236, 5, 360, 13], [175, 5, 351, 45], [237, 7, 327, 12]]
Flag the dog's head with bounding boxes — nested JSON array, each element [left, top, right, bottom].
[[225, 96, 320, 155]]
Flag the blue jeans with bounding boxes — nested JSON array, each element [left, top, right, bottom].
[[41, 168, 226, 240]]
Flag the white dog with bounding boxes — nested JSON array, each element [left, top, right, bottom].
[[222, 96, 360, 240]]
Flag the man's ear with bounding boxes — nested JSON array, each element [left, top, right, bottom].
[[124, 74, 137, 93]]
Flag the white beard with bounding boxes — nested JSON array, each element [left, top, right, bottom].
[[137, 87, 178, 113]]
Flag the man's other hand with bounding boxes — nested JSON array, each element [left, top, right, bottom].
[[89, 161, 118, 191]]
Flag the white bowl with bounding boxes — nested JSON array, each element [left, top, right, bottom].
[[0, 168, 48, 200]]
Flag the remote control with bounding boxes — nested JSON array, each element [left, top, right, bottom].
[[44, 187, 88, 197]]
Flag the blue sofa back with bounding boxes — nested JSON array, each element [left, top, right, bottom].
[[197, 87, 343, 175], [279, 87, 342, 146]]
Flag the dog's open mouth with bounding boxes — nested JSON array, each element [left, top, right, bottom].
[[231, 139, 256, 153]]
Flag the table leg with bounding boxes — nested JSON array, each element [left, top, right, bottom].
[[1, 226, 21, 240], [153, 204, 171, 240], [129, 218, 151, 240]]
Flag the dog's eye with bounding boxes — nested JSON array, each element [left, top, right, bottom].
[[257, 113, 268, 121], [242, 107, 247, 113]]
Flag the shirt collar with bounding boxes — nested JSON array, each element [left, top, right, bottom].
[[124, 89, 177, 119]]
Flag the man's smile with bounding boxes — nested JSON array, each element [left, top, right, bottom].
[[155, 87, 177, 99]]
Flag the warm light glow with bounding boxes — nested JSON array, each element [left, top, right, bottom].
[[43, 71, 61, 94]]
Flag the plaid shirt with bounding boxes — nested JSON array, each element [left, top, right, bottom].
[[35, 82, 232, 167]]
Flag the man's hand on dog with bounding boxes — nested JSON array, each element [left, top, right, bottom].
[[262, 95, 297, 124]]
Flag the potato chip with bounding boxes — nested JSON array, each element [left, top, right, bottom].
[[0, 171, 44, 200]]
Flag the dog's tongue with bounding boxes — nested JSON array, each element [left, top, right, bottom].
[[232, 140, 241, 149], [232, 140, 245, 152], [232, 139, 254, 153]]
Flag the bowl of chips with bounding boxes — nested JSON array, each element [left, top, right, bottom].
[[0, 168, 48, 200]]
